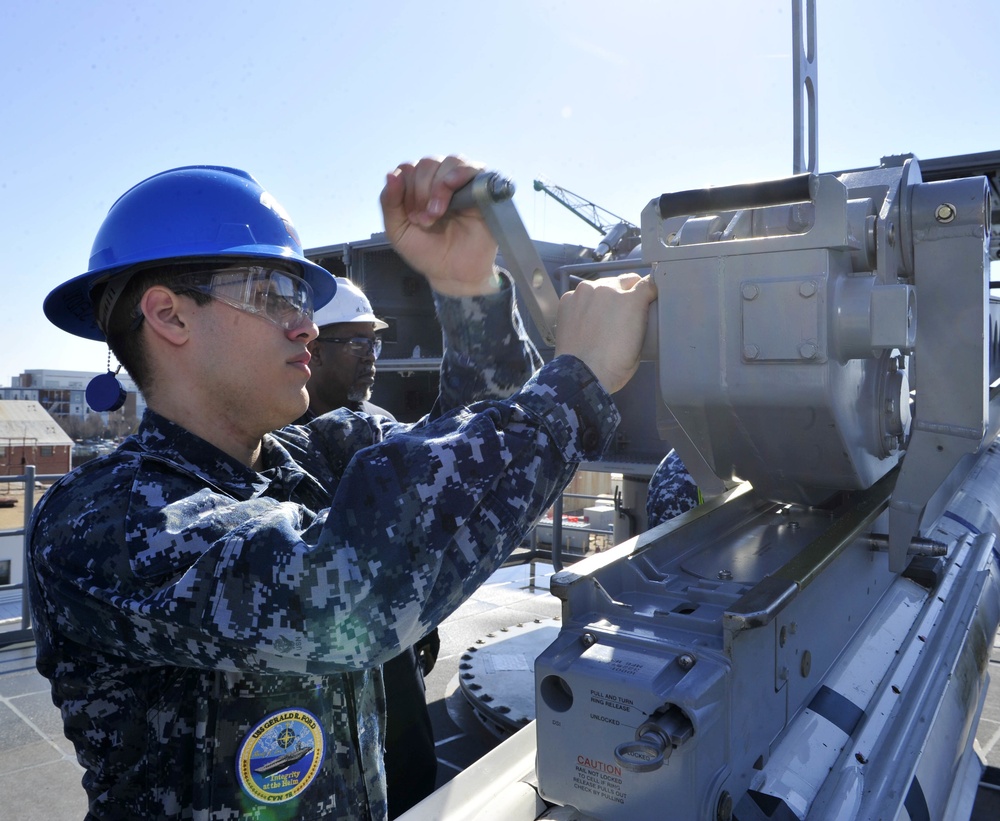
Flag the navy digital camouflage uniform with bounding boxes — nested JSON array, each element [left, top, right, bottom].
[[295, 399, 438, 819], [28, 280, 620, 821], [645, 448, 700, 527]]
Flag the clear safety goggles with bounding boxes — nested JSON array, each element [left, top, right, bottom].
[[315, 336, 383, 359], [175, 266, 314, 331]]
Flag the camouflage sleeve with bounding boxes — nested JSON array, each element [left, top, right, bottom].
[[30, 355, 617, 676], [432, 269, 544, 410], [646, 449, 700, 527]]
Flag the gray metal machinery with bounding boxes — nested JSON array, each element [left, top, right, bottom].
[[404, 148, 1000, 821], [398, 0, 1000, 814], [533, 153, 1000, 821]]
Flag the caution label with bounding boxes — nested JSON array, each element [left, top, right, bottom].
[[572, 755, 627, 804]]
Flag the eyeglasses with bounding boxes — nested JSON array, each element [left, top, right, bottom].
[[314, 336, 383, 359], [174, 266, 314, 331]]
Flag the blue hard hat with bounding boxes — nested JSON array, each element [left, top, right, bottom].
[[44, 165, 337, 341]]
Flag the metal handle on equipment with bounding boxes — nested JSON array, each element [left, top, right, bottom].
[[450, 172, 561, 347], [657, 174, 813, 221], [452, 170, 660, 361]]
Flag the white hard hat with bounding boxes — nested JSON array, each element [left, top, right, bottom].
[[312, 277, 388, 331]]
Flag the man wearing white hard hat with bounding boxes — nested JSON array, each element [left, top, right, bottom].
[[303, 277, 392, 417], [299, 277, 440, 816]]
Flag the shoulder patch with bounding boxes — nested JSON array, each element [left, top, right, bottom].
[[236, 708, 326, 804]]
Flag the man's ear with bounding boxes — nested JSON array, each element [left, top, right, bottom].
[[140, 286, 191, 347]]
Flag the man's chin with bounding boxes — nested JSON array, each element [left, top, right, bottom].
[[347, 387, 373, 404], [279, 389, 311, 426]]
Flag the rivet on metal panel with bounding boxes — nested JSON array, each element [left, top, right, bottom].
[[800, 650, 812, 677]]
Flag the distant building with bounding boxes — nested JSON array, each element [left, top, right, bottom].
[[0, 400, 74, 477], [0, 369, 146, 424]]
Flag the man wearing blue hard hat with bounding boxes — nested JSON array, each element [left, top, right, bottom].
[[29, 155, 655, 820]]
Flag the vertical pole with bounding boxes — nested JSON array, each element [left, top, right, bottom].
[[21, 465, 35, 627], [551, 495, 564, 572], [792, 0, 818, 174]]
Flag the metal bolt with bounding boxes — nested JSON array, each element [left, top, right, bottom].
[[677, 653, 697, 671], [744, 344, 760, 360], [741, 284, 759, 300], [798, 342, 818, 360], [799, 280, 817, 298], [581, 632, 597, 648], [887, 222, 895, 247], [934, 203, 957, 223], [801, 650, 812, 678], [718, 569, 733, 581]]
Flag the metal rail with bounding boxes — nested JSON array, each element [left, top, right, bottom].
[[0, 466, 64, 647]]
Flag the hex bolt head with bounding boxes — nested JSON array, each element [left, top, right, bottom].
[[798, 342, 818, 359]]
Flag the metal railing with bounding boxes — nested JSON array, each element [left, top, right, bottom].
[[505, 491, 621, 574], [0, 469, 624, 646], [0, 466, 63, 647]]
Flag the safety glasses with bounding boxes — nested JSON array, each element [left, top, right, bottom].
[[175, 266, 314, 331], [314, 336, 383, 359]]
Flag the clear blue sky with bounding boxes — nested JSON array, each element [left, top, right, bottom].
[[2, 0, 997, 385]]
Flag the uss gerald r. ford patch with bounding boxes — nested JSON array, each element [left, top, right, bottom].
[[237, 708, 326, 804]]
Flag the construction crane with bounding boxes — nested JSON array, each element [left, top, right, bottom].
[[532, 177, 640, 260]]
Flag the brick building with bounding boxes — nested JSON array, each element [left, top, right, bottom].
[[0, 400, 74, 477]]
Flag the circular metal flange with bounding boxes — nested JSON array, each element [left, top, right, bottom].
[[458, 617, 562, 739]]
